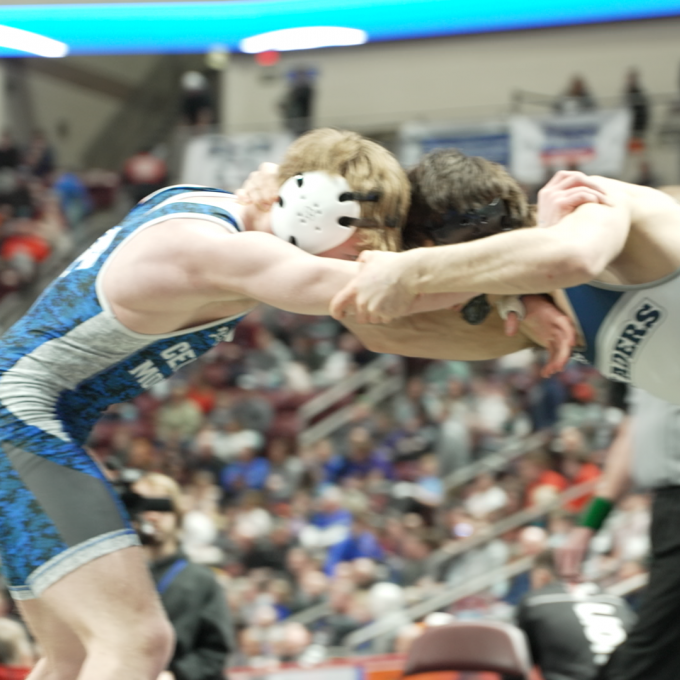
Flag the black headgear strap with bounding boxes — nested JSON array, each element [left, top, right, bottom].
[[339, 190, 399, 229], [427, 198, 517, 246]]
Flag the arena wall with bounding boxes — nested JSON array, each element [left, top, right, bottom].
[[221, 17, 680, 134]]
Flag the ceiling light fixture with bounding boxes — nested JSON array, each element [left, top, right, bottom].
[[240, 26, 367, 53], [0, 24, 68, 58]]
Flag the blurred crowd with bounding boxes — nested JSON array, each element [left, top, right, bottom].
[[59, 304, 646, 670], [0, 129, 97, 298]]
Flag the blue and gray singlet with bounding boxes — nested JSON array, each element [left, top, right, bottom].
[[0, 185, 246, 442], [0, 185, 247, 599], [566, 269, 680, 404]]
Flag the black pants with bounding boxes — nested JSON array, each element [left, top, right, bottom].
[[598, 487, 680, 680]]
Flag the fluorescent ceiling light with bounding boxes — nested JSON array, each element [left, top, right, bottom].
[[0, 24, 68, 57], [240, 26, 367, 53]]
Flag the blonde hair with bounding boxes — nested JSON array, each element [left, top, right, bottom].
[[404, 149, 535, 249], [133, 472, 184, 521], [278, 128, 410, 252]]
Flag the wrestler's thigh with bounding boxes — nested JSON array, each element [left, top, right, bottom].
[[0, 426, 138, 599], [35, 545, 168, 647]]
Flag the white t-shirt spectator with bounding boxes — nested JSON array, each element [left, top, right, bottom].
[[465, 485, 508, 519]]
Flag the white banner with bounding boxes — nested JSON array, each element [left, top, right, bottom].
[[509, 109, 631, 184], [181, 132, 294, 191], [399, 120, 510, 168]]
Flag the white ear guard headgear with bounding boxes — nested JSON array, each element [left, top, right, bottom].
[[271, 171, 382, 254]]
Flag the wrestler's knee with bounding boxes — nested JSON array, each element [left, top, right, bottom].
[[86, 608, 174, 673], [145, 612, 175, 667], [112, 608, 174, 664], [29, 656, 84, 680]]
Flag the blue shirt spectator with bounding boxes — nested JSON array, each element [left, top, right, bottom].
[[325, 516, 384, 575], [221, 454, 270, 493]]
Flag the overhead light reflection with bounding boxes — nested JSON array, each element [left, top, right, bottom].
[[240, 26, 367, 53], [0, 24, 69, 58]]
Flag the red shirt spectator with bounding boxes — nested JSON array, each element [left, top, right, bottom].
[[563, 457, 601, 512], [123, 151, 167, 186], [518, 451, 569, 507]]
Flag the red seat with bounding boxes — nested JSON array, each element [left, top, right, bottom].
[[403, 621, 532, 679]]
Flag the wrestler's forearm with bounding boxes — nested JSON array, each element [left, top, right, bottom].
[[345, 308, 533, 361], [402, 229, 586, 296], [403, 204, 629, 296]]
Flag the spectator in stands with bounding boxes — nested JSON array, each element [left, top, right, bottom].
[[123, 147, 168, 205], [367, 582, 409, 653], [391, 531, 437, 586], [313, 332, 363, 388], [0, 132, 20, 170], [302, 486, 352, 550], [133, 472, 234, 680], [51, 169, 92, 229], [339, 427, 393, 481], [220, 444, 270, 497], [0, 215, 52, 290], [284, 547, 313, 587], [291, 570, 329, 611], [517, 450, 569, 507], [280, 68, 315, 137], [265, 437, 304, 501], [554, 75, 597, 114], [445, 513, 510, 589], [524, 360, 568, 431], [624, 68, 650, 148], [436, 378, 473, 475], [413, 455, 444, 505], [393, 376, 439, 425], [239, 521, 293, 573], [546, 511, 577, 550], [464, 472, 509, 520], [232, 491, 273, 540], [325, 514, 384, 575], [503, 526, 550, 606], [274, 622, 314, 663], [0, 618, 34, 680], [188, 429, 225, 481], [243, 327, 294, 390], [156, 383, 205, 445], [0, 170, 33, 219], [212, 418, 264, 464], [318, 578, 363, 645], [310, 486, 352, 528], [559, 429, 601, 513], [23, 130, 54, 178], [180, 71, 214, 127]]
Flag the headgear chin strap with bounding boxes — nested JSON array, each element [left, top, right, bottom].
[[271, 172, 381, 255]]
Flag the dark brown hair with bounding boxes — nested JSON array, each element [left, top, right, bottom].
[[403, 149, 535, 250]]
